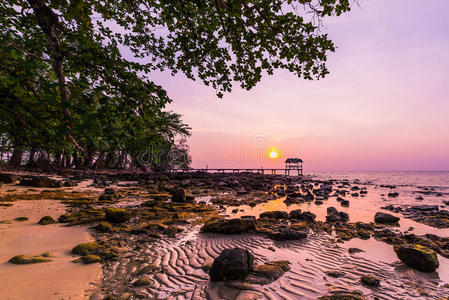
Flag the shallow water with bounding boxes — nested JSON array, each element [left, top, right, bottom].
[[226, 171, 449, 236]]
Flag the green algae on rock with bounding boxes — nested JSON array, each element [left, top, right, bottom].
[[9, 254, 53, 264], [38, 215, 57, 225], [81, 254, 102, 264], [105, 208, 131, 223], [94, 221, 116, 233], [72, 242, 104, 256]]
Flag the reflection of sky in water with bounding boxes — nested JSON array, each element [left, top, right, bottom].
[[226, 172, 449, 236]]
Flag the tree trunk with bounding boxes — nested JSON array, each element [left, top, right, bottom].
[[26, 144, 37, 167], [27, 0, 84, 153], [9, 149, 23, 168]]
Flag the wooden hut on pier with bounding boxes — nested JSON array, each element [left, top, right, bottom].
[[285, 158, 303, 176]]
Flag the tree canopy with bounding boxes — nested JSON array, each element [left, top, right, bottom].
[[0, 0, 351, 169]]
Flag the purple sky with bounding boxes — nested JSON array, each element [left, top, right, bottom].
[[154, 0, 449, 171]]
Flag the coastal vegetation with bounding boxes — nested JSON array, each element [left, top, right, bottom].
[[1, 0, 351, 170]]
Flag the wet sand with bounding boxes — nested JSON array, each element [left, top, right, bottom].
[[0, 194, 101, 299]]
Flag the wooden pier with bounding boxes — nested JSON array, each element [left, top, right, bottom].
[[169, 158, 303, 176], [168, 167, 303, 176]]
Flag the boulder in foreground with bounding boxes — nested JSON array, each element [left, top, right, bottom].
[[209, 248, 254, 281], [374, 212, 399, 224], [201, 218, 255, 234], [394, 244, 439, 272]]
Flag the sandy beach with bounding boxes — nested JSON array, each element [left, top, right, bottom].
[[0, 186, 101, 300]]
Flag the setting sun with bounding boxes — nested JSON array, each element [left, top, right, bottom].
[[268, 149, 280, 159]]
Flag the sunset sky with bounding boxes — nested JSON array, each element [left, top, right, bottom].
[[158, 0, 449, 171]]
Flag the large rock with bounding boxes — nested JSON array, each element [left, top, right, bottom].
[[374, 212, 400, 224], [0, 173, 19, 184], [259, 211, 288, 219], [201, 218, 255, 234], [209, 248, 254, 281], [394, 244, 439, 272]]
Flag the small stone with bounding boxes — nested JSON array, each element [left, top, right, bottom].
[[348, 248, 364, 254], [132, 277, 153, 287], [259, 211, 288, 219], [341, 200, 350, 207], [360, 274, 380, 287], [268, 228, 307, 241], [171, 188, 187, 202], [319, 291, 366, 300], [14, 217, 28, 222], [38, 216, 56, 225], [326, 270, 346, 278], [374, 212, 399, 224]]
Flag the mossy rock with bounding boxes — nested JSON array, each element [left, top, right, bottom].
[[14, 217, 28, 222], [81, 255, 101, 264], [132, 277, 154, 287], [72, 242, 104, 256], [58, 210, 105, 225], [394, 244, 439, 272], [38, 216, 57, 225], [105, 208, 131, 223], [94, 221, 115, 232], [9, 254, 53, 264]]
